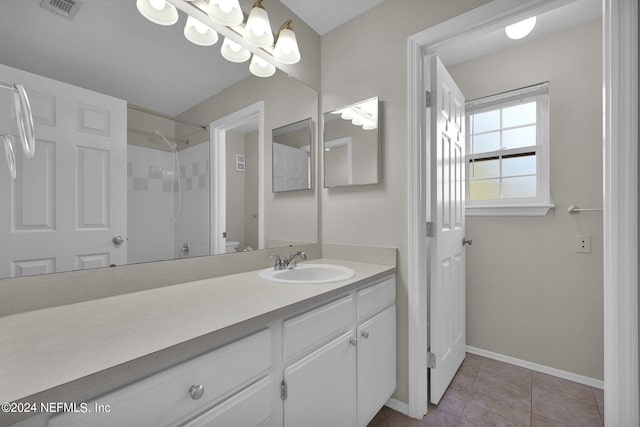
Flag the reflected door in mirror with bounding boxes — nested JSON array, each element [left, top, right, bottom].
[[0, 64, 127, 278]]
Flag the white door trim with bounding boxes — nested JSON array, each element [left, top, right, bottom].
[[407, 0, 638, 422], [210, 101, 265, 254]]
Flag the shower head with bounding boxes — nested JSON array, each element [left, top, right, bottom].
[[153, 130, 177, 150]]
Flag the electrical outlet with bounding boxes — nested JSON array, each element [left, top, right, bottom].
[[576, 235, 591, 253]]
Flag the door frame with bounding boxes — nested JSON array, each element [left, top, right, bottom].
[[209, 101, 265, 255], [407, 0, 638, 422]]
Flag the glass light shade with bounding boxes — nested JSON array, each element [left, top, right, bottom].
[[249, 54, 276, 78], [244, 7, 274, 48], [505, 16, 536, 40], [184, 16, 219, 46], [207, 0, 243, 27], [273, 28, 300, 64], [340, 109, 355, 120], [220, 37, 251, 63], [351, 116, 366, 126], [362, 120, 377, 131], [136, 0, 178, 26]]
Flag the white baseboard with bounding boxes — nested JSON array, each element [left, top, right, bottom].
[[385, 397, 409, 415], [466, 346, 604, 389]]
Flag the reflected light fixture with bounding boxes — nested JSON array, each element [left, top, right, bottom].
[[136, 0, 179, 26], [136, 0, 301, 78], [505, 16, 537, 40], [184, 16, 219, 46], [332, 98, 378, 131]]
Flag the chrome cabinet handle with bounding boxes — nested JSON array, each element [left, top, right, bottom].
[[189, 384, 205, 400], [112, 236, 124, 246], [349, 337, 358, 346], [462, 237, 473, 246], [361, 330, 370, 339]]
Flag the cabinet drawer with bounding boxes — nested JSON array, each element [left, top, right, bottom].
[[357, 276, 395, 322], [284, 295, 353, 361], [49, 329, 271, 427], [183, 377, 274, 427]]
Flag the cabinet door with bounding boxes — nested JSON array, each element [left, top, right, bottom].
[[284, 331, 356, 427], [182, 377, 274, 427], [357, 305, 396, 427]]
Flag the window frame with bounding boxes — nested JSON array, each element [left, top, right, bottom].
[[465, 82, 554, 216]]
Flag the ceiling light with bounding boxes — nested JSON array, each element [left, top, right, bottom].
[[207, 0, 244, 27], [221, 37, 251, 62], [249, 54, 276, 77], [136, 0, 179, 26], [244, 0, 274, 48], [505, 16, 536, 40], [184, 16, 219, 46], [273, 20, 301, 65]]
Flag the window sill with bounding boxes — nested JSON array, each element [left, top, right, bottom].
[[466, 203, 555, 217]]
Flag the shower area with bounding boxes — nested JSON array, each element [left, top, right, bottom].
[[126, 107, 209, 264]]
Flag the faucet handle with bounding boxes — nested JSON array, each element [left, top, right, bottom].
[[269, 253, 283, 270]]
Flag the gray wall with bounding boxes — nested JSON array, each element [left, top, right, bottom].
[[321, 0, 491, 405], [449, 19, 603, 380]]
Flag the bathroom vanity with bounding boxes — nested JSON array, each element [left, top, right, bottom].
[[1, 257, 396, 427]]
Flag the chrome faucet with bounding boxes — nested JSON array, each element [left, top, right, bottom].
[[269, 251, 307, 270], [285, 251, 307, 269]]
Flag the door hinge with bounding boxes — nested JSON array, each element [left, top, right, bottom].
[[425, 90, 431, 108], [281, 380, 288, 400], [222, 231, 227, 238], [426, 221, 434, 237], [427, 352, 436, 369]]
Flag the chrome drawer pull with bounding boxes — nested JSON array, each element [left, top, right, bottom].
[[189, 384, 205, 400]]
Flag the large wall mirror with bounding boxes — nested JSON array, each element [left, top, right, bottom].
[[0, 0, 318, 280], [272, 118, 313, 192], [323, 97, 379, 188]]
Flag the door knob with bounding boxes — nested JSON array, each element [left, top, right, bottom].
[[361, 330, 370, 339], [462, 237, 473, 246], [112, 236, 124, 246], [349, 337, 358, 346]]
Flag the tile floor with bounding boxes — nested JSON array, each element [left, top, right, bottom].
[[368, 353, 604, 426]]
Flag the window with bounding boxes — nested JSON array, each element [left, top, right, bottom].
[[466, 82, 554, 216]]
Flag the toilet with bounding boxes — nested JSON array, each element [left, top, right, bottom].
[[225, 240, 240, 253]]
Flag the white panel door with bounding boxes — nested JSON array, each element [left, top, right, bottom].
[[284, 331, 356, 427], [0, 64, 127, 278], [428, 56, 466, 404], [272, 142, 309, 191], [357, 305, 396, 427]]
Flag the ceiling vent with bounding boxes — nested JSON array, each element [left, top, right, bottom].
[[40, 0, 83, 21]]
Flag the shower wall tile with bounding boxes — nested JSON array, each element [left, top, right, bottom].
[[199, 175, 207, 189], [149, 165, 163, 179], [192, 163, 199, 176], [133, 177, 149, 191], [127, 162, 133, 177], [162, 180, 172, 193], [186, 177, 193, 191]]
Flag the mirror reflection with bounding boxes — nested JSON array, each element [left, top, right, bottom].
[[272, 118, 312, 192], [0, 0, 318, 280], [324, 97, 379, 188]]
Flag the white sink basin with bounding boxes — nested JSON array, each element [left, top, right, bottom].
[[259, 263, 355, 284]]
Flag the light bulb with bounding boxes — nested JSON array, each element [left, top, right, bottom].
[[149, 0, 166, 10], [341, 109, 355, 120], [505, 16, 536, 40]]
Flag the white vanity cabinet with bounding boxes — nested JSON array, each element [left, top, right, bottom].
[[47, 329, 273, 427], [282, 275, 396, 427]]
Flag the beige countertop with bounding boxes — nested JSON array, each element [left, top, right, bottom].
[[0, 258, 394, 408]]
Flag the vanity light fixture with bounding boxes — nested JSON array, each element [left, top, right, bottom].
[[249, 54, 276, 77], [505, 16, 537, 40], [136, 0, 301, 78], [184, 16, 219, 46], [244, 0, 274, 48], [136, 0, 179, 26]]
